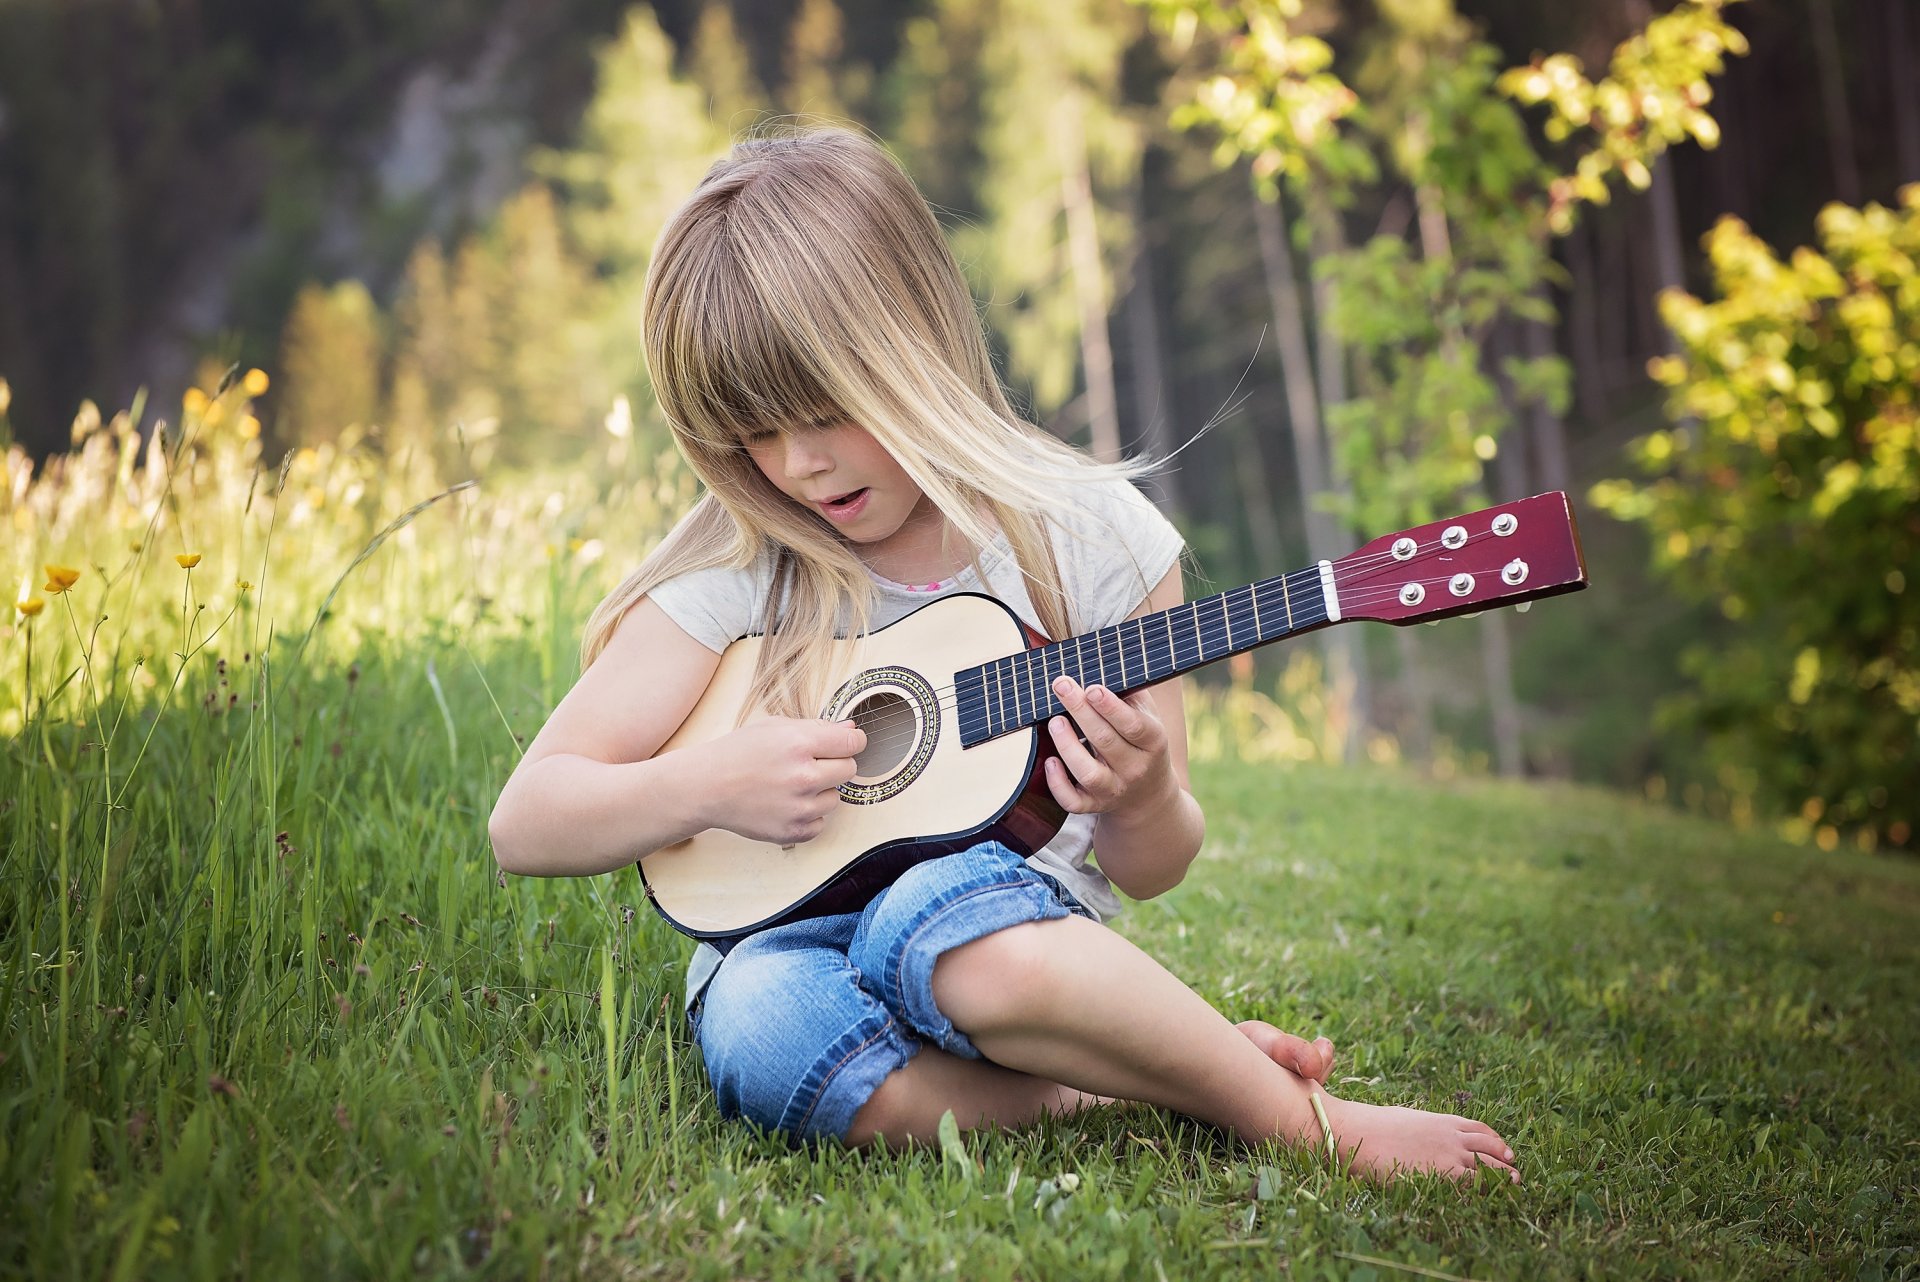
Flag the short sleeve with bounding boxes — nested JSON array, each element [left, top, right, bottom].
[[1049, 476, 1185, 632], [646, 560, 766, 654]]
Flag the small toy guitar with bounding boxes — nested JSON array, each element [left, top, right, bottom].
[[640, 491, 1588, 938]]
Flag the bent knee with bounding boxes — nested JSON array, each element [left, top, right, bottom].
[[929, 917, 1070, 1032]]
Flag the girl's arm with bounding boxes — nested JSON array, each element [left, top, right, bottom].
[[1043, 565, 1205, 900], [488, 598, 864, 877]]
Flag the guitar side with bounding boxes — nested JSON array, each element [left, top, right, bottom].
[[638, 593, 1059, 938]]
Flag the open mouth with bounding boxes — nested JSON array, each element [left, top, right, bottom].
[[818, 487, 871, 524]]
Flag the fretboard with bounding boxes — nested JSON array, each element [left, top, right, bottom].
[[955, 562, 1337, 748]]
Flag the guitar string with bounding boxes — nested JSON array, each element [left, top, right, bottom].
[[839, 528, 1528, 753], [842, 540, 1543, 759], [836, 524, 1511, 721]]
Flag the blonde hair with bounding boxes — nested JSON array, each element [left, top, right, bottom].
[[582, 126, 1155, 717]]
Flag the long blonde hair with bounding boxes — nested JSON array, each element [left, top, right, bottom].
[[582, 126, 1155, 717]]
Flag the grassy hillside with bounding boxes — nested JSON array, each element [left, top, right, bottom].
[[3, 418, 1913, 1278], [5, 676, 1913, 1279]]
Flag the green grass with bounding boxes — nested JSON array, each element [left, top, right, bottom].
[[4, 616, 1915, 1281]]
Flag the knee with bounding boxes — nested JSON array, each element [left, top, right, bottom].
[[929, 918, 1066, 1033]]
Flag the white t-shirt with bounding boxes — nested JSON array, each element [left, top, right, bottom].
[[645, 473, 1185, 1004]]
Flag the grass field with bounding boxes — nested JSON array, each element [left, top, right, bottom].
[[4, 414, 1916, 1279], [5, 653, 1916, 1279]]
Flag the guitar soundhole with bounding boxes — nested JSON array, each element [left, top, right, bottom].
[[849, 691, 914, 779], [827, 665, 940, 805]]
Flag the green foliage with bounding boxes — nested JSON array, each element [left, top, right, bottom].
[[1497, 0, 1748, 232], [1591, 188, 1920, 852], [277, 281, 383, 447]]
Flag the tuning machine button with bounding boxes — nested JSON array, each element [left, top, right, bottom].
[[1449, 572, 1476, 597], [1441, 525, 1468, 550], [1491, 513, 1518, 537], [1399, 582, 1426, 606], [1501, 559, 1529, 586], [1391, 536, 1417, 561]]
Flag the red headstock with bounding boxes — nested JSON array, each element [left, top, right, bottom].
[[1330, 492, 1588, 625]]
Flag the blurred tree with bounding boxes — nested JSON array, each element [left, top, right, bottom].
[[964, 0, 1144, 459], [1592, 189, 1920, 852], [1143, 0, 1743, 774], [278, 280, 383, 447], [780, 0, 872, 123], [541, 3, 729, 416], [687, 0, 770, 130]]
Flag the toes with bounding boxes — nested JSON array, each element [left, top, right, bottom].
[[1463, 1149, 1521, 1184], [1461, 1130, 1516, 1165]]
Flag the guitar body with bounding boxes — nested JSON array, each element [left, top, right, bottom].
[[639, 592, 1068, 939]]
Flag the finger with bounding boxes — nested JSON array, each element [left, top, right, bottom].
[[816, 758, 860, 787], [1049, 714, 1112, 794], [1086, 683, 1156, 746], [1043, 754, 1094, 813], [1054, 677, 1126, 757]]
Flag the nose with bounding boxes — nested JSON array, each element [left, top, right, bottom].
[[779, 434, 833, 480]]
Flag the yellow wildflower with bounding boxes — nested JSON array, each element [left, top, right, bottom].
[[15, 575, 41, 616], [183, 388, 210, 416], [175, 553, 202, 569], [243, 368, 270, 396], [235, 580, 253, 593], [239, 414, 261, 440], [43, 565, 80, 594]]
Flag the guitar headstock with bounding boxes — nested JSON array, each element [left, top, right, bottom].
[[1332, 492, 1588, 625]]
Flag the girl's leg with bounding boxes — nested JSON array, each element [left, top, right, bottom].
[[929, 915, 1519, 1181], [846, 1022, 1336, 1149]]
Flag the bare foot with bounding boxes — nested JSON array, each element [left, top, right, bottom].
[[1314, 1093, 1520, 1183], [1236, 1020, 1335, 1085]]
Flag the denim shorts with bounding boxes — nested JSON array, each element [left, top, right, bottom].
[[688, 841, 1092, 1145]]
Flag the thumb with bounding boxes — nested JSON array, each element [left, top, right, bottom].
[[834, 717, 868, 755]]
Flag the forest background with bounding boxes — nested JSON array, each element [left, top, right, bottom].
[[1, 0, 1915, 851]]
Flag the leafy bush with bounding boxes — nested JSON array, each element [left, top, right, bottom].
[[1592, 187, 1920, 852]]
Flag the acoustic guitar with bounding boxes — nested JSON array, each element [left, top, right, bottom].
[[640, 490, 1588, 939]]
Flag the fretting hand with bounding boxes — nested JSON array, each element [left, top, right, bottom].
[[700, 717, 867, 846], [1043, 675, 1179, 818]]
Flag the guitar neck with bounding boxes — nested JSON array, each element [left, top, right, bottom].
[[955, 563, 1336, 748]]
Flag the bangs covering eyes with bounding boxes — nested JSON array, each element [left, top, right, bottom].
[[647, 213, 850, 455]]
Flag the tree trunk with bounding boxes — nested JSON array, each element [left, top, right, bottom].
[[1525, 301, 1572, 492], [1808, 0, 1861, 204], [1250, 184, 1337, 563], [1565, 221, 1608, 425], [1124, 166, 1182, 521], [1479, 611, 1525, 778], [1230, 427, 1288, 577], [1302, 185, 1370, 764], [1392, 627, 1436, 767], [1059, 101, 1122, 462], [1891, 0, 1920, 183]]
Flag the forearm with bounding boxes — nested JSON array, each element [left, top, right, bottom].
[[1091, 779, 1205, 901], [489, 750, 710, 878]]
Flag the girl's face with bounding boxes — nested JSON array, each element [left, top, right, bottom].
[[745, 421, 933, 552]]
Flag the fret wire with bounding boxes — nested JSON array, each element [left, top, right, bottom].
[[1117, 619, 1129, 688], [1250, 581, 1264, 639], [1163, 611, 1176, 677], [1281, 573, 1295, 631]]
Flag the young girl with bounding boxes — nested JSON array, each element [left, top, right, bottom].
[[488, 127, 1518, 1182]]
